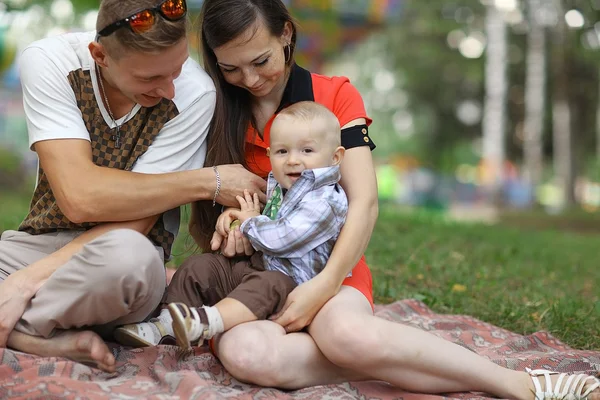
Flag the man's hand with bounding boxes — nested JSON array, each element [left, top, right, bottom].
[[229, 190, 261, 224], [270, 274, 338, 333], [215, 165, 267, 206], [0, 270, 41, 347]]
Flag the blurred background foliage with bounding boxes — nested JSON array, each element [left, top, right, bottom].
[[1, 0, 600, 213]]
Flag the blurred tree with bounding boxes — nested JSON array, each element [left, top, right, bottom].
[[6, 0, 600, 197], [482, 1, 508, 200], [0, 26, 17, 74], [376, 0, 486, 171], [523, 0, 547, 190], [597, 75, 600, 159], [551, 0, 575, 208], [14, 0, 99, 13]]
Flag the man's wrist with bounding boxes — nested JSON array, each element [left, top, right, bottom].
[[212, 166, 221, 207], [10, 269, 41, 298], [191, 167, 218, 202]]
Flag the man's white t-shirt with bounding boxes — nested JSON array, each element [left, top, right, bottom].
[[18, 31, 216, 259]]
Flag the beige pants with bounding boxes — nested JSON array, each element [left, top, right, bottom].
[[0, 229, 166, 338]]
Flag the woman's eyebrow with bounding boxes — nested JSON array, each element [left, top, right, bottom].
[[218, 50, 271, 67]]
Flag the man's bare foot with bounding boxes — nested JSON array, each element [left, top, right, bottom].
[[7, 330, 116, 372]]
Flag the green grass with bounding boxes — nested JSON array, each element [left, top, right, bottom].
[[500, 208, 600, 235], [368, 207, 600, 350], [0, 191, 30, 233], [2, 195, 598, 350]]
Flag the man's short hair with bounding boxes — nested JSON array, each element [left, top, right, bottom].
[[96, 0, 187, 56], [277, 101, 341, 147]]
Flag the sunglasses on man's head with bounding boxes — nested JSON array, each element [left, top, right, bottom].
[[97, 0, 187, 38]]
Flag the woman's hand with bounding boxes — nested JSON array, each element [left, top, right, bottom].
[[211, 189, 260, 256], [271, 274, 338, 332], [211, 226, 254, 257], [215, 207, 240, 238], [0, 270, 41, 347]]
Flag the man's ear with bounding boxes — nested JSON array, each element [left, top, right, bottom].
[[331, 146, 345, 166], [88, 41, 109, 68]]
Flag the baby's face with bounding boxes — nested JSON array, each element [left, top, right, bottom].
[[269, 117, 338, 189]]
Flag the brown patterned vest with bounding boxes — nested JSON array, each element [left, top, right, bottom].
[[19, 69, 179, 259]]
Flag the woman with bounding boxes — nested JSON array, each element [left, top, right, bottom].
[[189, 0, 600, 398]]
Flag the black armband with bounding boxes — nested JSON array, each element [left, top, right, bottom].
[[341, 124, 376, 151]]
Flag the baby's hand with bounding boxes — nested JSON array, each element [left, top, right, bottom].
[[230, 190, 261, 223]]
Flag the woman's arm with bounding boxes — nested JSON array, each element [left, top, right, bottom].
[[320, 122, 379, 289]]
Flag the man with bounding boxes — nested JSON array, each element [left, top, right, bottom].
[[0, 0, 265, 372]]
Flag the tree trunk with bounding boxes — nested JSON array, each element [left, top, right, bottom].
[[481, 4, 508, 203], [597, 68, 600, 160], [551, 0, 576, 208], [523, 0, 546, 191]]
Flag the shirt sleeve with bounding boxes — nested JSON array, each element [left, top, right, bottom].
[[241, 199, 340, 258], [19, 46, 91, 150], [132, 90, 216, 174], [331, 79, 372, 128]]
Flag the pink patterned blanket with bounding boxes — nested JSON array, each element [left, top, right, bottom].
[[1, 299, 599, 400]]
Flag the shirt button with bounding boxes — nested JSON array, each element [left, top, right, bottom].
[[363, 137, 370, 143], [362, 128, 367, 135]]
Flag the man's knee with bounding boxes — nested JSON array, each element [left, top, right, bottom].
[[88, 229, 164, 292], [98, 229, 162, 270], [218, 323, 287, 387]]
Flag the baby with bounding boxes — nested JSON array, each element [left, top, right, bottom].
[[115, 101, 348, 350]]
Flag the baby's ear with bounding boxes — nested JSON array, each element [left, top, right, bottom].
[[332, 146, 345, 166], [266, 147, 271, 157]]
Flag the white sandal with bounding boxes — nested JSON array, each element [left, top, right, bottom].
[[527, 368, 600, 399]]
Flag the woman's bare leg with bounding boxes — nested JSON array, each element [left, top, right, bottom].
[[308, 287, 531, 398], [217, 287, 600, 399], [215, 320, 364, 388]]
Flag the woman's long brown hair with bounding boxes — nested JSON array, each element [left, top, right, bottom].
[[189, 0, 297, 250]]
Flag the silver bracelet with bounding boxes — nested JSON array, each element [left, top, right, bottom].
[[212, 166, 221, 207]]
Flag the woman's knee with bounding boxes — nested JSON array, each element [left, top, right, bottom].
[[312, 309, 384, 369], [217, 322, 288, 387]]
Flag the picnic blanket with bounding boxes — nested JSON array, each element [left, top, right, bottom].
[[1, 299, 599, 400]]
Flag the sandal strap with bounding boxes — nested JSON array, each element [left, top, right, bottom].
[[527, 368, 556, 396], [527, 368, 600, 399], [582, 375, 600, 397]]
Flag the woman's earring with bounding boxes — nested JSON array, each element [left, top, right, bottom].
[[284, 43, 292, 64]]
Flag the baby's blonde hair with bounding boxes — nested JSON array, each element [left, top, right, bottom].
[[274, 101, 341, 147]]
